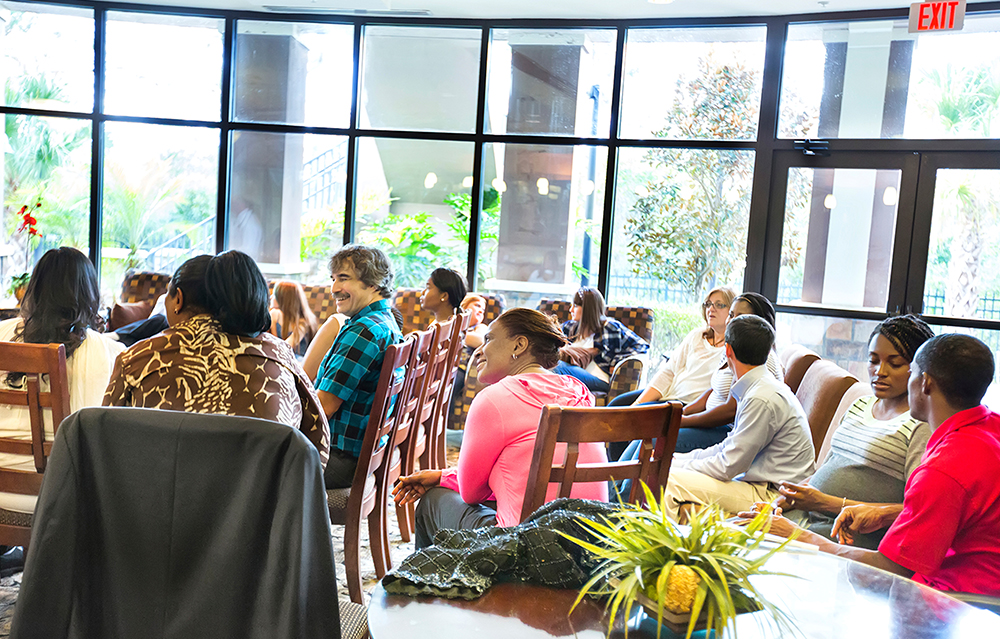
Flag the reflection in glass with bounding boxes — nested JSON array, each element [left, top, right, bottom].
[[620, 26, 767, 140], [229, 131, 347, 283], [778, 167, 900, 312], [105, 12, 224, 121], [481, 143, 605, 308], [923, 169, 1000, 320], [775, 312, 879, 381], [360, 26, 481, 133], [234, 21, 353, 128], [780, 15, 1000, 139], [2, 115, 91, 283], [100, 122, 219, 304], [353, 138, 474, 287], [486, 29, 616, 137], [2, 2, 94, 112]]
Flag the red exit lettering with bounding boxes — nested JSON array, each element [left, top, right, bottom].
[[917, 1, 960, 31]]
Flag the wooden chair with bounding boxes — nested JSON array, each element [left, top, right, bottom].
[[389, 326, 436, 543], [450, 293, 507, 430], [392, 288, 436, 335], [428, 311, 470, 469], [520, 402, 683, 521], [0, 342, 70, 549], [795, 360, 859, 459], [781, 344, 821, 394], [327, 337, 414, 604], [416, 316, 457, 470]]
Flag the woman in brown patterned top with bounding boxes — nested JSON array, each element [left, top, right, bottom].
[[103, 251, 329, 467]]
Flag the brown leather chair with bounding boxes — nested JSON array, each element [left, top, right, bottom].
[[795, 360, 860, 459], [781, 344, 821, 394], [520, 402, 683, 521], [0, 342, 70, 549], [815, 380, 871, 465], [327, 336, 414, 603]]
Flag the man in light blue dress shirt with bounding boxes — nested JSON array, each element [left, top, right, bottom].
[[663, 315, 815, 520]]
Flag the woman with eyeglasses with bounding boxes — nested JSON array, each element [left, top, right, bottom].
[[609, 286, 735, 409]]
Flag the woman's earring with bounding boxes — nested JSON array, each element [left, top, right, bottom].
[[512, 352, 518, 360]]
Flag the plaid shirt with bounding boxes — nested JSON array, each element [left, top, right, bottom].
[[561, 318, 649, 376], [316, 299, 403, 457]]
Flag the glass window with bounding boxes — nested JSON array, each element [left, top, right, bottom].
[[2, 114, 91, 286], [780, 15, 1000, 139], [228, 131, 347, 283], [105, 12, 224, 122], [608, 146, 754, 316], [1, 2, 94, 112], [480, 143, 605, 308], [359, 26, 481, 133], [619, 26, 767, 140], [486, 28, 616, 137], [100, 122, 219, 305], [922, 168, 1000, 321], [234, 21, 354, 128], [777, 167, 901, 312], [353, 137, 474, 288], [775, 312, 880, 381]]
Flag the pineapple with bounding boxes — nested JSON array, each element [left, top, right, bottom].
[[662, 565, 700, 613]]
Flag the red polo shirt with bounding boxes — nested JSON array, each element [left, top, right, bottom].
[[879, 405, 1000, 595]]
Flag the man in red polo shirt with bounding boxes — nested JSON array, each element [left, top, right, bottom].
[[742, 333, 1000, 595]]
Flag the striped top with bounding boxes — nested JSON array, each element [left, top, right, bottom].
[[810, 396, 931, 506]]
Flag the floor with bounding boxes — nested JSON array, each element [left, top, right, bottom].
[[0, 444, 460, 635]]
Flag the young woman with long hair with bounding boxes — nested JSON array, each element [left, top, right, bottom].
[[269, 280, 318, 357]]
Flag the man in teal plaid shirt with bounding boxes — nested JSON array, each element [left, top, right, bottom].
[[315, 244, 403, 489]]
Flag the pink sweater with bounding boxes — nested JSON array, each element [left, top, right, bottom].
[[440, 372, 609, 527]]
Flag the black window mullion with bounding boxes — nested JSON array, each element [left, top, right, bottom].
[[343, 23, 364, 246], [88, 7, 106, 273], [596, 26, 627, 296], [743, 18, 786, 296], [467, 27, 491, 292], [215, 16, 235, 254]]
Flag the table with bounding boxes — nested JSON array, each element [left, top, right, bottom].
[[369, 549, 998, 638]]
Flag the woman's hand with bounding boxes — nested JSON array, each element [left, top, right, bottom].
[[735, 504, 802, 539], [777, 481, 838, 514], [391, 470, 443, 506]]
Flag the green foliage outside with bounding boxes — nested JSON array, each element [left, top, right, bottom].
[[613, 295, 703, 366]]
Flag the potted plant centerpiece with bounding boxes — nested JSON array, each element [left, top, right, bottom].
[[9, 202, 43, 305], [563, 485, 800, 639]]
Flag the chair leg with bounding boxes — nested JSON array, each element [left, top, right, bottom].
[[343, 515, 365, 604], [369, 511, 390, 578], [395, 500, 412, 543]]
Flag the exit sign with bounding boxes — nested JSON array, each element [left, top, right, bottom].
[[909, 0, 966, 33]]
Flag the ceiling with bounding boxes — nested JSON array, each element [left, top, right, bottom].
[[124, 0, 972, 20]]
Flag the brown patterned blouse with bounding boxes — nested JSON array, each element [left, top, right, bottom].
[[103, 314, 329, 467]]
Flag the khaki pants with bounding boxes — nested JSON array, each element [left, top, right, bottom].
[[664, 468, 779, 521]]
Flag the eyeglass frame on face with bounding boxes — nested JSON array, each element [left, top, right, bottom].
[[702, 300, 730, 311]]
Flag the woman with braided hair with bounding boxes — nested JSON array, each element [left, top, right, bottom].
[[773, 314, 936, 549]]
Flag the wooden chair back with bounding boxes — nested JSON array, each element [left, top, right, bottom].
[[0, 342, 70, 491], [417, 315, 457, 469], [520, 401, 683, 522], [330, 336, 414, 602], [429, 311, 470, 468]]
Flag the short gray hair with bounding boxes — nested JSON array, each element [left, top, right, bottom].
[[329, 244, 394, 298]]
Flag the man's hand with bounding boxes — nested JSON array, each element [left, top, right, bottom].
[[735, 504, 802, 540], [777, 481, 838, 514], [392, 469, 443, 506], [832, 504, 898, 545]]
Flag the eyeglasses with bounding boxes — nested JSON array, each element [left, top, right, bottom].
[[702, 301, 730, 310]]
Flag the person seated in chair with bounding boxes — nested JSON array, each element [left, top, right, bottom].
[[419, 268, 467, 325], [393, 308, 608, 549], [743, 333, 1000, 597], [662, 314, 814, 520], [313, 244, 403, 489], [103, 251, 329, 466], [552, 287, 649, 394], [775, 315, 935, 549]]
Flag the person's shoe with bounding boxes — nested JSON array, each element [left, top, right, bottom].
[[0, 547, 24, 577]]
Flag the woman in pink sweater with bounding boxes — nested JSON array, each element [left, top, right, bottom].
[[393, 308, 609, 549]]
